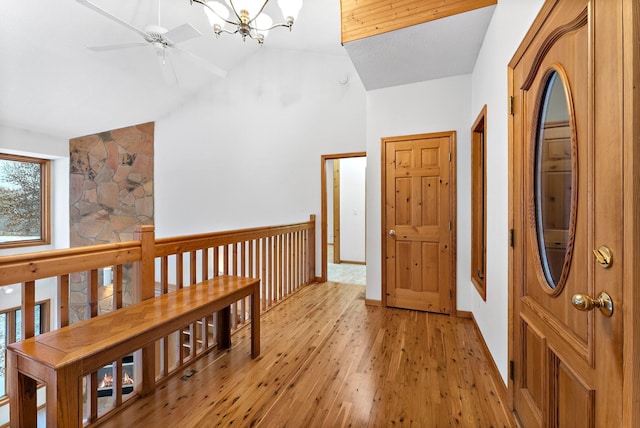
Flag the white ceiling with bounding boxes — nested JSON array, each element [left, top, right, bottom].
[[0, 1, 494, 139]]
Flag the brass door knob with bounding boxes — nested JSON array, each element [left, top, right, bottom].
[[389, 229, 396, 237], [571, 292, 613, 317]]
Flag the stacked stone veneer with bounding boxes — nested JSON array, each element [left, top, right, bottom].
[[69, 122, 154, 323]]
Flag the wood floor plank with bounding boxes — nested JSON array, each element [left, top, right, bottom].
[[101, 283, 515, 427]]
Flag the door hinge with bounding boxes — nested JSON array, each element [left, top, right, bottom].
[[509, 229, 515, 248], [509, 360, 515, 381], [449, 152, 452, 162], [509, 96, 515, 116], [449, 221, 452, 231]]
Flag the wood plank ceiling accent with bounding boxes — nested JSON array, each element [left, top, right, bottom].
[[340, 0, 498, 44]]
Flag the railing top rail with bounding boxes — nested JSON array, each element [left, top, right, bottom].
[[0, 241, 142, 286], [154, 221, 313, 257]]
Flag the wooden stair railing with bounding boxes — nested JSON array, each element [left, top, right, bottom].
[[0, 215, 316, 426]]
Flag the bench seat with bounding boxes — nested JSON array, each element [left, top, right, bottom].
[[8, 275, 260, 427]]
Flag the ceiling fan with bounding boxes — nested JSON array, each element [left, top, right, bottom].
[[76, 0, 227, 84]]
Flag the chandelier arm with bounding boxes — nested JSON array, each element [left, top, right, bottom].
[[191, 0, 239, 26], [218, 27, 240, 35], [255, 22, 293, 31], [247, 0, 271, 25], [226, 0, 244, 22]]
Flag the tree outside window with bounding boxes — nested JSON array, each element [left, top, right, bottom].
[[0, 154, 50, 247]]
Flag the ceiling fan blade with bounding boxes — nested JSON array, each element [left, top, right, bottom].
[[164, 23, 202, 45], [174, 47, 227, 78], [76, 0, 149, 40], [156, 50, 178, 85], [88, 42, 147, 51]]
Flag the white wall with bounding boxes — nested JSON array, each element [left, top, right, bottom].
[[339, 157, 366, 262], [365, 74, 473, 308], [469, 0, 545, 383], [154, 48, 367, 277]]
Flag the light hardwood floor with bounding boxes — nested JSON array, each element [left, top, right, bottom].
[[101, 282, 515, 427]]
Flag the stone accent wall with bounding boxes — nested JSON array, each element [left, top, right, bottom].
[[69, 122, 154, 322]]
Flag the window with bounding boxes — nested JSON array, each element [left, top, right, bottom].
[[0, 154, 50, 247], [471, 106, 487, 300], [0, 301, 50, 399]]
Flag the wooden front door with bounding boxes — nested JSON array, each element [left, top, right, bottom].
[[510, 1, 624, 426], [382, 132, 454, 314]]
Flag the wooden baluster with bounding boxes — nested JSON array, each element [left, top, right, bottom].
[[114, 358, 123, 407], [286, 233, 292, 295], [275, 235, 281, 302], [265, 237, 271, 308], [176, 253, 184, 290], [190, 251, 197, 285], [88, 269, 99, 318], [160, 256, 169, 377], [231, 243, 238, 329], [260, 238, 266, 311], [240, 242, 247, 324], [58, 274, 70, 328], [271, 236, 277, 303], [188, 322, 196, 359], [136, 225, 156, 302], [21, 281, 35, 339], [294, 231, 300, 290], [309, 214, 316, 283], [223, 245, 230, 275], [249, 239, 255, 278], [201, 315, 208, 350], [202, 247, 209, 281], [161, 256, 169, 295], [114, 265, 123, 310], [200, 248, 210, 350], [213, 246, 220, 277]]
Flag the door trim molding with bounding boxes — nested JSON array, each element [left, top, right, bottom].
[[380, 131, 457, 313], [320, 152, 367, 283]]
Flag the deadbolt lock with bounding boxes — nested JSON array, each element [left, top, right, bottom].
[[593, 246, 612, 268]]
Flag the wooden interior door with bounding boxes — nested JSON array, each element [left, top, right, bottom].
[[510, 1, 623, 426], [383, 132, 454, 313]]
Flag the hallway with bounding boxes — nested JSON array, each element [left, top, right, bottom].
[[103, 282, 514, 427]]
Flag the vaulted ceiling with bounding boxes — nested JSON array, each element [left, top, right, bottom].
[[0, 1, 495, 139]]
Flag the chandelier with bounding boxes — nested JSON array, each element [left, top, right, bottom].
[[189, 0, 303, 45]]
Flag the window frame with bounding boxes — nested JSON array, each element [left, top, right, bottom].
[[0, 153, 51, 248], [471, 105, 488, 300]]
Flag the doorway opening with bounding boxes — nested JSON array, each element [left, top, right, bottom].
[[321, 152, 366, 285]]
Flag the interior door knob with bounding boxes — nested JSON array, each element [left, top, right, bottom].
[[389, 229, 396, 236], [571, 292, 613, 317]]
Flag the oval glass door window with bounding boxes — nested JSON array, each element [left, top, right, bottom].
[[534, 70, 575, 289]]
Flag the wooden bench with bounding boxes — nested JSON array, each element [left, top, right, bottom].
[[7, 275, 260, 428]]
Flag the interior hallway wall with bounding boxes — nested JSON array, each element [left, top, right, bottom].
[[469, 0, 545, 384], [154, 49, 367, 276], [365, 73, 473, 308]]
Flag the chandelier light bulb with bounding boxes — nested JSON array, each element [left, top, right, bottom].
[[225, 0, 261, 19]]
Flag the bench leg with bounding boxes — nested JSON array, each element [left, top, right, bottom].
[[53, 366, 82, 427], [217, 306, 231, 349], [8, 352, 37, 428], [251, 284, 260, 358]]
